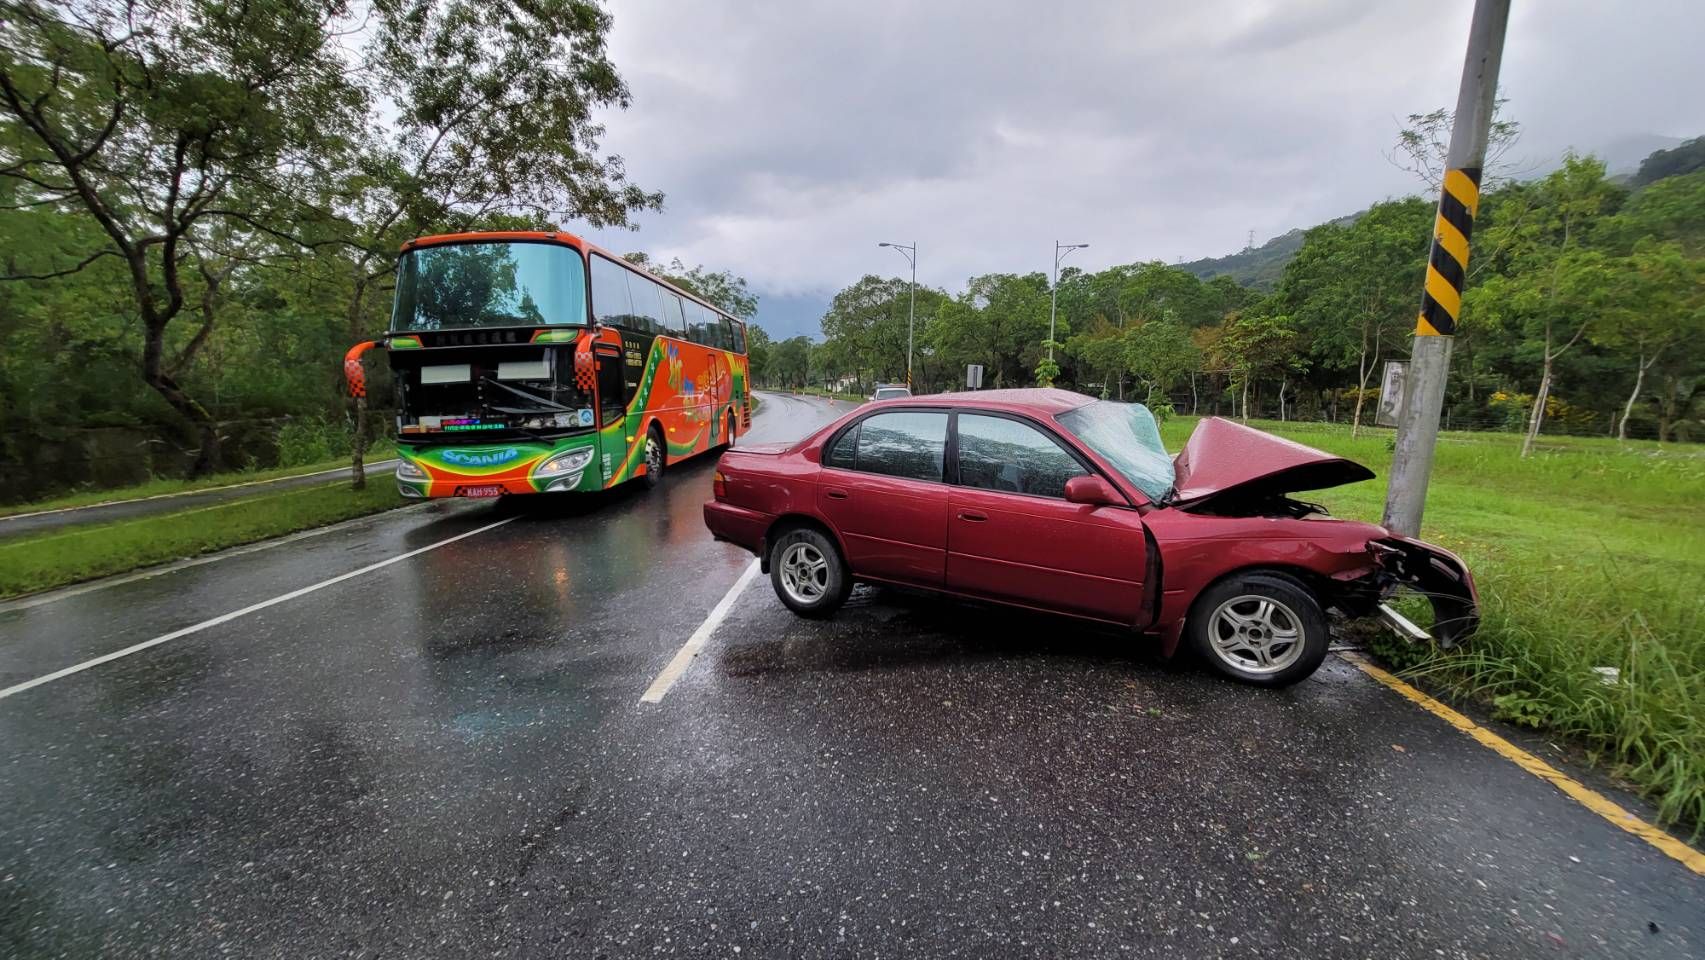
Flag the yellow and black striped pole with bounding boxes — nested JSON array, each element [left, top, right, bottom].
[[1417, 166, 1482, 337], [1384, 0, 1509, 538]]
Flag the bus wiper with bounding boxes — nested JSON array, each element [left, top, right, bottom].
[[481, 377, 573, 411]]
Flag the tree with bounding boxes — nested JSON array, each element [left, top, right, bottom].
[[744, 323, 773, 386], [1219, 309, 1301, 421], [1280, 197, 1432, 435], [1630, 136, 1705, 188], [1123, 320, 1200, 408], [1, 0, 365, 473], [1586, 242, 1705, 438], [1391, 99, 1523, 191], [1470, 154, 1623, 455]]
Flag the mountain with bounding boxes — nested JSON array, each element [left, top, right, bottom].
[[1179, 135, 1695, 290]]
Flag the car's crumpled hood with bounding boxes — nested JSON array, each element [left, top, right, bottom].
[[1169, 417, 1374, 505]]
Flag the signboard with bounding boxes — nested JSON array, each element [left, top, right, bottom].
[[966, 364, 984, 389], [1375, 360, 1408, 427]]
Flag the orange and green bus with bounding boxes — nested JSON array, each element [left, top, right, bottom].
[[344, 231, 750, 499]]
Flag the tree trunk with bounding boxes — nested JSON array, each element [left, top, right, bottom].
[[1521, 357, 1554, 458], [1618, 351, 1647, 441], [143, 321, 220, 476], [1189, 371, 1197, 414], [1278, 376, 1287, 422], [1240, 378, 1250, 422]]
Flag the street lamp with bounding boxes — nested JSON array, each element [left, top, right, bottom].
[[1049, 241, 1089, 361], [879, 241, 916, 388]]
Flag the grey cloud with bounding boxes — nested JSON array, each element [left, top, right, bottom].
[[577, 0, 1705, 325]]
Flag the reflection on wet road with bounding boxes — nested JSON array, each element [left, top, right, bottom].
[[1, 390, 1700, 958]]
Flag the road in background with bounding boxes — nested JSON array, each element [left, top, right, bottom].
[[2, 390, 1699, 958], [0, 459, 401, 541]]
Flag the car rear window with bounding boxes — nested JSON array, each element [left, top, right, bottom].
[[839, 411, 947, 482]]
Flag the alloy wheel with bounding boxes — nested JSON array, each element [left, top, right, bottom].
[[777, 542, 829, 605], [1206, 594, 1307, 675]]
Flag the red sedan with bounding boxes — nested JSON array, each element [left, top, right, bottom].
[[704, 389, 1476, 686]]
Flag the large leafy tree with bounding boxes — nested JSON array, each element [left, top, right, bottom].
[[1280, 197, 1432, 435], [0, 0, 364, 472]]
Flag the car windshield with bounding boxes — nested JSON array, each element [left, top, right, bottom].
[[392, 241, 587, 332], [1056, 400, 1175, 503]]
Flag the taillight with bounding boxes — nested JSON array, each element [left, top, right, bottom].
[[713, 470, 727, 500]]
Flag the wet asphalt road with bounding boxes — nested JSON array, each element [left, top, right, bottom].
[[0, 459, 400, 541], [2, 391, 1701, 959]]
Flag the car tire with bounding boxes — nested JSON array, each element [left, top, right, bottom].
[[1188, 572, 1329, 687], [768, 527, 851, 619], [640, 425, 665, 490]]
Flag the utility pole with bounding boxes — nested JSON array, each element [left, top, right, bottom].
[[878, 241, 916, 387], [1049, 241, 1089, 361], [1382, 0, 1510, 537]]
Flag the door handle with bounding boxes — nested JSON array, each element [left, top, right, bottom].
[[825, 488, 849, 500], [957, 511, 987, 522]]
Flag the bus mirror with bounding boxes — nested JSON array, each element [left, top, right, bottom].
[[344, 340, 381, 399]]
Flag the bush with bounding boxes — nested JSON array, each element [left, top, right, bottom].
[[276, 416, 353, 467]]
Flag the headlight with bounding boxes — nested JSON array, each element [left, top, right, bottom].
[[534, 447, 595, 478], [396, 459, 428, 481]]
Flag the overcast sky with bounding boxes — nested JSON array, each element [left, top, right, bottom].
[[576, 0, 1705, 338]]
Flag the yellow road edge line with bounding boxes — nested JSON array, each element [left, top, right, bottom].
[[1339, 651, 1705, 876]]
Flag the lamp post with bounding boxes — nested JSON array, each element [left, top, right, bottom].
[[879, 241, 916, 388], [1049, 241, 1089, 360]]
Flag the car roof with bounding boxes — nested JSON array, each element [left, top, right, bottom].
[[884, 387, 1096, 416]]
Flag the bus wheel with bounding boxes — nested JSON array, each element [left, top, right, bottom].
[[723, 411, 737, 449], [641, 426, 665, 489]]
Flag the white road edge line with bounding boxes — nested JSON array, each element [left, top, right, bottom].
[[0, 516, 515, 702], [641, 559, 761, 704], [0, 460, 401, 524]]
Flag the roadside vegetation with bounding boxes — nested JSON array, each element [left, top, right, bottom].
[[0, 483, 407, 599], [1162, 417, 1705, 836], [0, 439, 396, 519]]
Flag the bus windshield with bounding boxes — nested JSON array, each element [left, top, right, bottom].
[[392, 241, 587, 332]]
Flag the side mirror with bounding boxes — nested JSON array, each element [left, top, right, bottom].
[[1064, 475, 1122, 507]]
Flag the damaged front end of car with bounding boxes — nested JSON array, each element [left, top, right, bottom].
[[1356, 537, 1480, 648]]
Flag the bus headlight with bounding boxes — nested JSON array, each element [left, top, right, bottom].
[[534, 447, 594, 491], [396, 459, 428, 481]]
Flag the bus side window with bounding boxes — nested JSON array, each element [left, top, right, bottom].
[[659, 286, 687, 338], [595, 349, 626, 426], [731, 320, 746, 353], [719, 317, 735, 351]]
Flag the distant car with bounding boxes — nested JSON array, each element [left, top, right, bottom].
[[704, 388, 1477, 686], [868, 385, 912, 402]]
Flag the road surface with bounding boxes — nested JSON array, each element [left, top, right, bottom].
[[0, 459, 401, 541], [1, 391, 1699, 958]]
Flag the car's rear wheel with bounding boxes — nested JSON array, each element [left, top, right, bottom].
[[769, 527, 850, 618], [1189, 573, 1328, 687], [640, 426, 665, 490]]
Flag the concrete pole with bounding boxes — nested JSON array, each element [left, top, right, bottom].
[[1382, 0, 1510, 537]]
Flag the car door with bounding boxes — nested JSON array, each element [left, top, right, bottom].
[[945, 412, 1148, 624], [817, 410, 951, 586]]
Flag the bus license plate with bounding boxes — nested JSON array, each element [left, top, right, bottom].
[[458, 485, 505, 498]]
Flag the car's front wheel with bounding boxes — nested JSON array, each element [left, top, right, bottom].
[[768, 527, 851, 618], [1188, 572, 1328, 687]]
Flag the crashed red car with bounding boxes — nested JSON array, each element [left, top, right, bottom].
[[703, 389, 1476, 686]]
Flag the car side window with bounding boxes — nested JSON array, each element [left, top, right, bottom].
[[956, 413, 1087, 498], [848, 411, 947, 482], [825, 423, 860, 469]]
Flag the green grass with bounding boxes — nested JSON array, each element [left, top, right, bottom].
[[0, 481, 408, 598], [0, 440, 396, 517], [1164, 416, 1705, 835]]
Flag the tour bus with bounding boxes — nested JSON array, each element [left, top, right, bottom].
[[344, 231, 750, 499]]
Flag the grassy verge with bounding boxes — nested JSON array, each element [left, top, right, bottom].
[[1161, 416, 1704, 835], [0, 440, 398, 518], [0, 481, 408, 598]]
